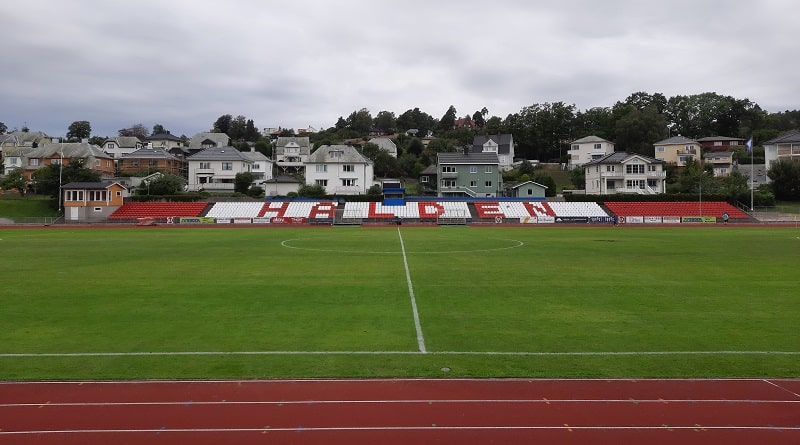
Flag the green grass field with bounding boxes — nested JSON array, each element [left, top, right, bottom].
[[1, 225, 798, 380]]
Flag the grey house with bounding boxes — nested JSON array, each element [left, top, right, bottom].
[[471, 134, 515, 171], [437, 152, 501, 197]]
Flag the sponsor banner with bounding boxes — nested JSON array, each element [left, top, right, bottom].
[[179, 217, 215, 224], [271, 217, 307, 224], [555, 216, 589, 223], [233, 218, 252, 224], [252, 217, 271, 224], [624, 216, 645, 224], [216, 219, 231, 224], [520, 216, 554, 224], [682, 216, 717, 224], [589, 216, 614, 223], [644, 216, 662, 224], [662, 216, 681, 224]]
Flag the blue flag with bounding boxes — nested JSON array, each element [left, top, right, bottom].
[[745, 137, 753, 152]]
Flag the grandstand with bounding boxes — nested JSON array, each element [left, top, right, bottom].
[[103, 199, 754, 225], [604, 201, 750, 219]]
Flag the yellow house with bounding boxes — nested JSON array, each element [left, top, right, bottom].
[[62, 181, 127, 222], [653, 136, 701, 167]]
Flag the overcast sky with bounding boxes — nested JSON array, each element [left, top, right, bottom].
[[2, 0, 798, 139]]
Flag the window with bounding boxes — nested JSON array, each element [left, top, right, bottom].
[[647, 179, 659, 188], [469, 180, 477, 187], [647, 165, 657, 172], [107, 142, 116, 149], [316, 164, 327, 173], [441, 179, 456, 188], [485, 181, 492, 187], [606, 165, 614, 172], [199, 162, 211, 170], [607, 180, 615, 189], [656, 146, 665, 152], [420, 176, 429, 183], [626, 164, 644, 174], [149, 159, 158, 167], [469, 166, 477, 173], [88, 190, 107, 201], [222, 162, 233, 170], [485, 166, 492, 173], [330, 150, 342, 159], [343, 164, 355, 172], [116, 191, 122, 197], [626, 179, 645, 189], [253, 163, 260, 170], [95, 160, 100, 167], [714, 141, 723, 146], [527, 189, 533, 195], [594, 143, 602, 149], [9, 158, 18, 165], [29, 159, 39, 166], [442, 166, 456, 173], [315, 179, 328, 186], [571, 144, 579, 150], [65, 190, 84, 201], [341, 178, 356, 187]]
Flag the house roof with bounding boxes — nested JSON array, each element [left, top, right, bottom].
[[275, 136, 311, 155], [508, 180, 548, 190], [307, 145, 372, 164], [122, 146, 180, 160], [29, 142, 111, 160], [696, 136, 745, 142], [264, 175, 302, 184], [764, 130, 800, 145], [104, 136, 142, 147], [472, 134, 513, 155], [703, 151, 733, 159], [188, 132, 230, 151], [438, 152, 500, 164], [188, 146, 252, 162], [571, 135, 612, 144], [420, 164, 438, 175], [367, 137, 398, 154], [240, 150, 270, 163], [583, 151, 664, 166], [146, 133, 183, 142], [654, 135, 698, 145], [62, 181, 126, 190]]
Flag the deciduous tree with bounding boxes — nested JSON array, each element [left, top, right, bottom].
[[67, 121, 91, 141]]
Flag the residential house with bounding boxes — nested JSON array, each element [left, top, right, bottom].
[[367, 137, 398, 158], [653, 136, 701, 167], [262, 175, 303, 197], [187, 132, 230, 156], [62, 181, 127, 222], [119, 146, 186, 176], [418, 164, 438, 195], [274, 136, 311, 174], [471, 134, 515, 171], [240, 147, 273, 184], [305, 145, 374, 195], [505, 180, 547, 198], [102, 136, 143, 159], [584, 152, 666, 195], [697, 136, 746, 151], [763, 130, 800, 174], [703, 151, 734, 177], [1, 131, 52, 174], [145, 133, 185, 151], [19, 142, 115, 182], [187, 146, 255, 192], [453, 117, 477, 129], [567, 136, 615, 169], [437, 151, 502, 197]]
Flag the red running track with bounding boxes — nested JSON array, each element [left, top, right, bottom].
[[1, 379, 799, 444]]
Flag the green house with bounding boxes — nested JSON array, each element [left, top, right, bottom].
[[437, 152, 502, 197]]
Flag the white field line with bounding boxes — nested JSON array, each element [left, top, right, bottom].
[[1, 350, 799, 358], [397, 227, 426, 353], [2, 426, 799, 435]]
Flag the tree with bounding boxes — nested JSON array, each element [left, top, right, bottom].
[[531, 171, 557, 197], [373, 111, 397, 133], [31, 159, 100, 204], [228, 115, 247, 140], [438, 105, 457, 132], [254, 140, 272, 158], [297, 183, 327, 198], [0, 121, 7, 134], [569, 166, 586, 190], [244, 119, 259, 141], [144, 174, 184, 195], [0, 167, 27, 194], [118, 124, 148, 139], [213, 114, 233, 134], [151, 124, 168, 135], [345, 108, 373, 134], [614, 105, 667, 155], [767, 158, 800, 200], [66, 121, 91, 141], [234, 171, 254, 194]]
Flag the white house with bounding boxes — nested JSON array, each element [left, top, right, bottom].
[[241, 147, 273, 185], [471, 134, 515, 171], [187, 146, 255, 192], [305, 145, 374, 195], [568, 136, 615, 169], [584, 152, 666, 195], [763, 130, 800, 177], [102, 137, 143, 159], [367, 137, 398, 158], [274, 136, 311, 173]]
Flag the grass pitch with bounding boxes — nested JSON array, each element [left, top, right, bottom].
[[1, 225, 798, 380]]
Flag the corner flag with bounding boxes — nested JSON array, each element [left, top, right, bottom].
[[745, 137, 753, 152]]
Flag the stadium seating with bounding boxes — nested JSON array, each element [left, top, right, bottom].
[[342, 201, 470, 219], [472, 201, 607, 219], [108, 202, 209, 219], [604, 201, 749, 219], [205, 202, 266, 218]]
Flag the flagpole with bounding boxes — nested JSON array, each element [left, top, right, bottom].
[[747, 137, 754, 211]]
